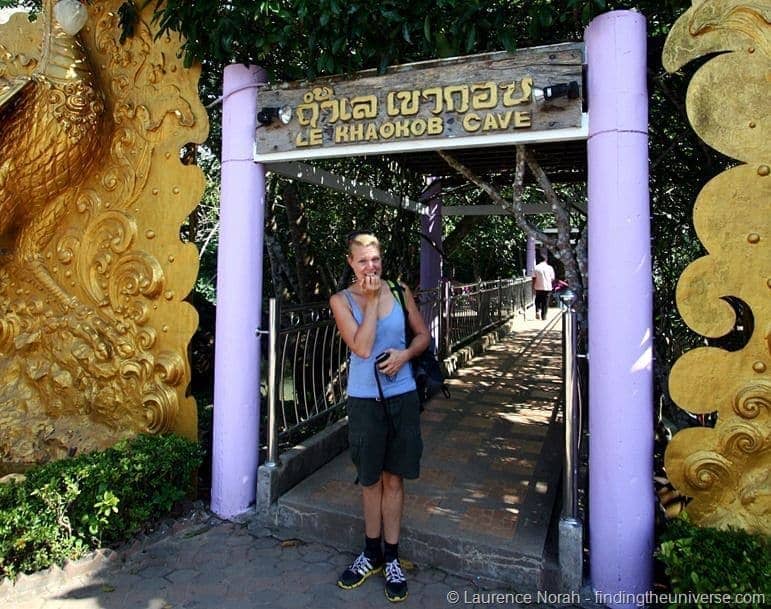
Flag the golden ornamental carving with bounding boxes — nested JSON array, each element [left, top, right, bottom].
[[0, 0, 208, 469], [663, 0, 770, 535]]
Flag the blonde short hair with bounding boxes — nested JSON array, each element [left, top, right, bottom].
[[347, 231, 380, 254]]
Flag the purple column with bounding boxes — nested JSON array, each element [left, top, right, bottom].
[[420, 179, 443, 351], [420, 179, 443, 291], [211, 64, 267, 518], [526, 236, 536, 276], [586, 11, 653, 606]]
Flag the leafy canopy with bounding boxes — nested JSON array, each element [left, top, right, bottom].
[[3, 1, 688, 79]]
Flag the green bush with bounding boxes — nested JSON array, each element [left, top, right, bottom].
[[0, 433, 202, 579], [656, 515, 771, 609]]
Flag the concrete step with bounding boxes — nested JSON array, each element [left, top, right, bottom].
[[270, 420, 561, 590]]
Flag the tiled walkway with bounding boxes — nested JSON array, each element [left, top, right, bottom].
[[274, 311, 566, 589]]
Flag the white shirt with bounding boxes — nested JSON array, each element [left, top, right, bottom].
[[533, 261, 555, 291]]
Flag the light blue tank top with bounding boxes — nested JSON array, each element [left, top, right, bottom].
[[344, 289, 416, 399]]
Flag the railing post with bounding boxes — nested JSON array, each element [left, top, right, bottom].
[[265, 298, 279, 468], [519, 278, 526, 318], [559, 289, 582, 590], [442, 279, 452, 357], [476, 280, 483, 334], [436, 281, 443, 357], [562, 294, 579, 518], [430, 280, 441, 354], [498, 279, 503, 321]]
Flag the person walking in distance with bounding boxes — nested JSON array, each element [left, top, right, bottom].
[[532, 253, 555, 321], [329, 232, 430, 602]]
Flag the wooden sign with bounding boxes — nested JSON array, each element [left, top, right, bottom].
[[254, 42, 585, 162]]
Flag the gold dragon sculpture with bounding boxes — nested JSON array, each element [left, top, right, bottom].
[[0, 0, 208, 469], [663, 0, 770, 535]]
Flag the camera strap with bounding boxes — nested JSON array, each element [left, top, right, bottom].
[[373, 361, 396, 435]]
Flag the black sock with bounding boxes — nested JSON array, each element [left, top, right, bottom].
[[364, 535, 382, 560], [383, 541, 398, 563]]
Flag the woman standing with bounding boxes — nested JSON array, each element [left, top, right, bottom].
[[329, 232, 430, 603]]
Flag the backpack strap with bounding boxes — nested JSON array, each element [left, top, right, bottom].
[[387, 280, 412, 345], [388, 280, 405, 309]]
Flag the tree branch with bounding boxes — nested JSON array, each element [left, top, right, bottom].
[[436, 149, 555, 248], [443, 215, 483, 257], [437, 146, 587, 318], [522, 146, 584, 295], [523, 147, 571, 255]]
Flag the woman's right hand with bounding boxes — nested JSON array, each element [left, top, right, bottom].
[[360, 273, 381, 298]]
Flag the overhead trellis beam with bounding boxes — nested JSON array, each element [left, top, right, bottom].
[[267, 161, 428, 215], [266, 162, 586, 217], [443, 204, 543, 216], [442, 199, 586, 216]]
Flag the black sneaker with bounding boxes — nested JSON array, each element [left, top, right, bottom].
[[383, 558, 408, 602], [337, 552, 383, 589]]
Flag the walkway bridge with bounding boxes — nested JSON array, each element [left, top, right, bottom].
[[256, 280, 578, 591]]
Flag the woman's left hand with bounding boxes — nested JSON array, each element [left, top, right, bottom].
[[377, 349, 409, 377]]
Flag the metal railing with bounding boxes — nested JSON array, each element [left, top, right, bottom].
[[264, 299, 350, 465], [263, 277, 532, 463], [442, 279, 532, 354]]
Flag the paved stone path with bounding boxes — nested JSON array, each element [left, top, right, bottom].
[[1, 509, 593, 609]]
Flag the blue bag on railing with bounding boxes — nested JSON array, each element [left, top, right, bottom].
[[388, 281, 450, 409]]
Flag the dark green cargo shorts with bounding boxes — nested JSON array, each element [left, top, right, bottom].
[[347, 390, 423, 487]]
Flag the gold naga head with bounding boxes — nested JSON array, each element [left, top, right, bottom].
[[51, 0, 89, 36], [39, 0, 94, 83]]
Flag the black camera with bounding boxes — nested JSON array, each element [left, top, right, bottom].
[[375, 352, 390, 364]]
